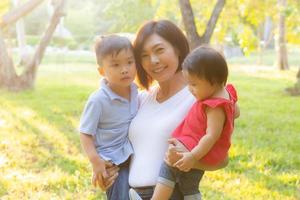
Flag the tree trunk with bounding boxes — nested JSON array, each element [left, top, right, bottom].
[[178, 0, 201, 49], [0, 0, 66, 91], [0, 0, 44, 28], [179, 0, 225, 49], [12, 0, 28, 66], [0, 31, 17, 88], [277, 0, 289, 70], [22, 0, 66, 88]]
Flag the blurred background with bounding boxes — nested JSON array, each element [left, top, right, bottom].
[[0, 0, 299, 199]]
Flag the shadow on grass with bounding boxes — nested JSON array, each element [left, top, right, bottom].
[[0, 180, 8, 197], [1, 84, 93, 150], [0, 85, 95, 174], [14, 112, 86, 175]]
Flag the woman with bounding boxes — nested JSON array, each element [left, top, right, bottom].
[[102, 20, 227, 199]]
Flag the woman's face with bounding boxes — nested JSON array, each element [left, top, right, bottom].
[[140, 34, 179, 83]]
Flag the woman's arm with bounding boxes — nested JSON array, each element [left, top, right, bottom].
[[234, 103, 240, 119]]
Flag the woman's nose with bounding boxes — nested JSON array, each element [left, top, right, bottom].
[[150, 54, 159, 65]]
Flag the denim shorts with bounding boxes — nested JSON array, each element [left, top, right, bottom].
[[132, 184, 184, 200], [158, 162, 204, 199], [106, 159, 130, 200]]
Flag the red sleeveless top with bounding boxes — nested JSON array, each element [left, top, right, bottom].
[[172, 84, 238, 165]]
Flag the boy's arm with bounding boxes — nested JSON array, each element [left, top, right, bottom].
[[174, 107, 225, 171], [80, 133, 107, 189]]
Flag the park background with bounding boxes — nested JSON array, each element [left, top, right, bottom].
[[0, 0, 299, 199]]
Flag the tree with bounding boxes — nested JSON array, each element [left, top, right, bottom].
[[12, 0, 28, 66], [0, 0, 66, 91], [285, 68, 300, 96], [178, 0, 225, 49], [276, 0, 289, 70]]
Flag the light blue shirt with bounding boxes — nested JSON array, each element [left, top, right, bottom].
[[79, 78, 138, 165]]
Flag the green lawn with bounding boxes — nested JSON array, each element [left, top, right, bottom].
[[0, 61, 299, 199]]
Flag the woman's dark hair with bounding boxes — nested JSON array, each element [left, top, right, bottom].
[[134, 20, 190, 89], [182, 46, 228, 86]]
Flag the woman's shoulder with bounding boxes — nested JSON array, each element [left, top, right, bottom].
[[138, 86, 159, 102]]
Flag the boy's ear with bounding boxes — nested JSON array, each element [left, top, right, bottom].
[[98, 67, 104, 76]]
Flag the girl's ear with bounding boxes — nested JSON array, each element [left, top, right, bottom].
[[98, 67, 104, 76]]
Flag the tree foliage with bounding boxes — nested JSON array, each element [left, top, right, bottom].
[[0, 0, 10, 18]]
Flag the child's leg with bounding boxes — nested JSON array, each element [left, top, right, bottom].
[[178, 169, 204, 200], [152, 162, 178, 200], [151, 182, 173, 200], [106, 159, 130, 200]]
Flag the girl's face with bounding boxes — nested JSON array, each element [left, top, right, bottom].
[[183, 70, 217, 101], [140, 34, 179, 83]]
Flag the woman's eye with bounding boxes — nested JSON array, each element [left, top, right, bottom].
[[157, 48, 164, 53], [112, 63, 119, 67], [128, 60, 134, 64]]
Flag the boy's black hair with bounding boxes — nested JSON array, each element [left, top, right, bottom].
[[182, 46, 228, 86], [95, 35, 134, 66]]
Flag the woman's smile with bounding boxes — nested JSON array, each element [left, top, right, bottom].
[[152, 66, 166, 73]]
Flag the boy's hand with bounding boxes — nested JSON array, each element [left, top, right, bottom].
[[91, 158, 108, 190], [174, 152, 197, 172]]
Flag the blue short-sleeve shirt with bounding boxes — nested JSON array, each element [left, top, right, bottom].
[[79, 78, 138, 165]]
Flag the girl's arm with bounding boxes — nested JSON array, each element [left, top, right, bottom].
[[190, 106, 226, 160], [166, 106, 227, 171], [173, 107, 226, 171]]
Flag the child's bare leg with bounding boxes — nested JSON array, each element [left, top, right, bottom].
[[151, 183, 173, 200]]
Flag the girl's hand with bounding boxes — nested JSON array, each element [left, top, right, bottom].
[[174, 152, 197, 172]]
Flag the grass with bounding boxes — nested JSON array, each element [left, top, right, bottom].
[[0, 59, 299, 199], [227, 47, 300, 67]]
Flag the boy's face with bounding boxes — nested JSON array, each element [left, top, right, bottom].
[[99, 49, 136, 89], [183, 70, 216, 101]]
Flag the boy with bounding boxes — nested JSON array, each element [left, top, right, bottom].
[[79, 35, 137, 200]]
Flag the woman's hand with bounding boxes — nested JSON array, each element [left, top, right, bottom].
[[103, 161, 119, 190], [164, 138, 186, 166], [91, 158, 108, 190], [92, 161, 119, 191], [165, 138, 229, 171]]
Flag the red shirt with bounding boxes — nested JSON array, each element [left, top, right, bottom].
[[172, 84, 238, 166]]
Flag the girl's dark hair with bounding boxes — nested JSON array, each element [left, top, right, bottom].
[[182, 46, 228, 85], [134, 20, 190, 89]]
